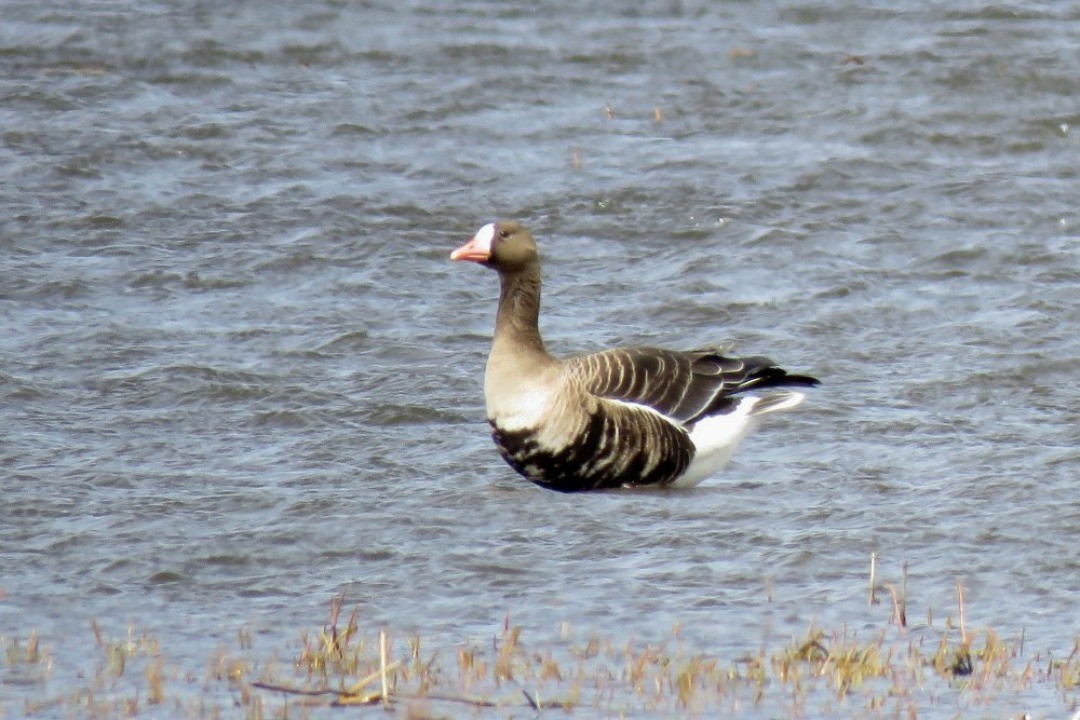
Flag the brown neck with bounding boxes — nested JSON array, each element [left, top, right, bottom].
[[493, 264, 547, 359]]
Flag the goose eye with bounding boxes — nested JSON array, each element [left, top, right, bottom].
[[499, 229, 510, 239]]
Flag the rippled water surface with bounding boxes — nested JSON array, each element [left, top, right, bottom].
[[2, 0, 1077, 717]]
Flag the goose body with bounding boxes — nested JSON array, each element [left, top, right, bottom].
[[452, 221, 819, 493]]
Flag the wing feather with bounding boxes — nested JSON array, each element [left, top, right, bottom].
[[565, 347, 818, 426]]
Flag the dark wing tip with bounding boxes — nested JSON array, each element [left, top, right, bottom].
[[780, 373, 821, 387]]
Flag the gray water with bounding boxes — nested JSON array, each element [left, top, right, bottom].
[[1, 0, 1077, 717]]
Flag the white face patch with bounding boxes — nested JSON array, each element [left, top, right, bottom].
[[472, 223, 496, 253]]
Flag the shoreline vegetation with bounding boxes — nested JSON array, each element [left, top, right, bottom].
[[4, 576, 1078, 718]]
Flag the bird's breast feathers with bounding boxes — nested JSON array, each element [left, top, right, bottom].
[[484, 374, 559, 433]]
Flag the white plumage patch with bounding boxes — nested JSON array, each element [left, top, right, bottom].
[[669, 391, 806, 489], [473, 223, 496, 251], [487, 387, 551, 433]]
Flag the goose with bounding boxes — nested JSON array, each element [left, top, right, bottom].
[[451, 220, 819, 493]]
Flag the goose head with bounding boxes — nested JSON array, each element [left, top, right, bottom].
[[451, 221, 538, 274]]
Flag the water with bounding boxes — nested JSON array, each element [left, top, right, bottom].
[[1, 0, 1077, 716]]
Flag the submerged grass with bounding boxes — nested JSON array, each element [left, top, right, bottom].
[[2, 581, 1077, 718]]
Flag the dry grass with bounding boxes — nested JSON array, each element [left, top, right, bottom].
[[250, 583, 1078, 718], [2, 579, 1077, 718]]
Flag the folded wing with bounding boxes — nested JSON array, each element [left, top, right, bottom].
[[565, 347, 819, 426]]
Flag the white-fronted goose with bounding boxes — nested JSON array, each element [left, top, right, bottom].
[[451, 221, 819, 493]]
